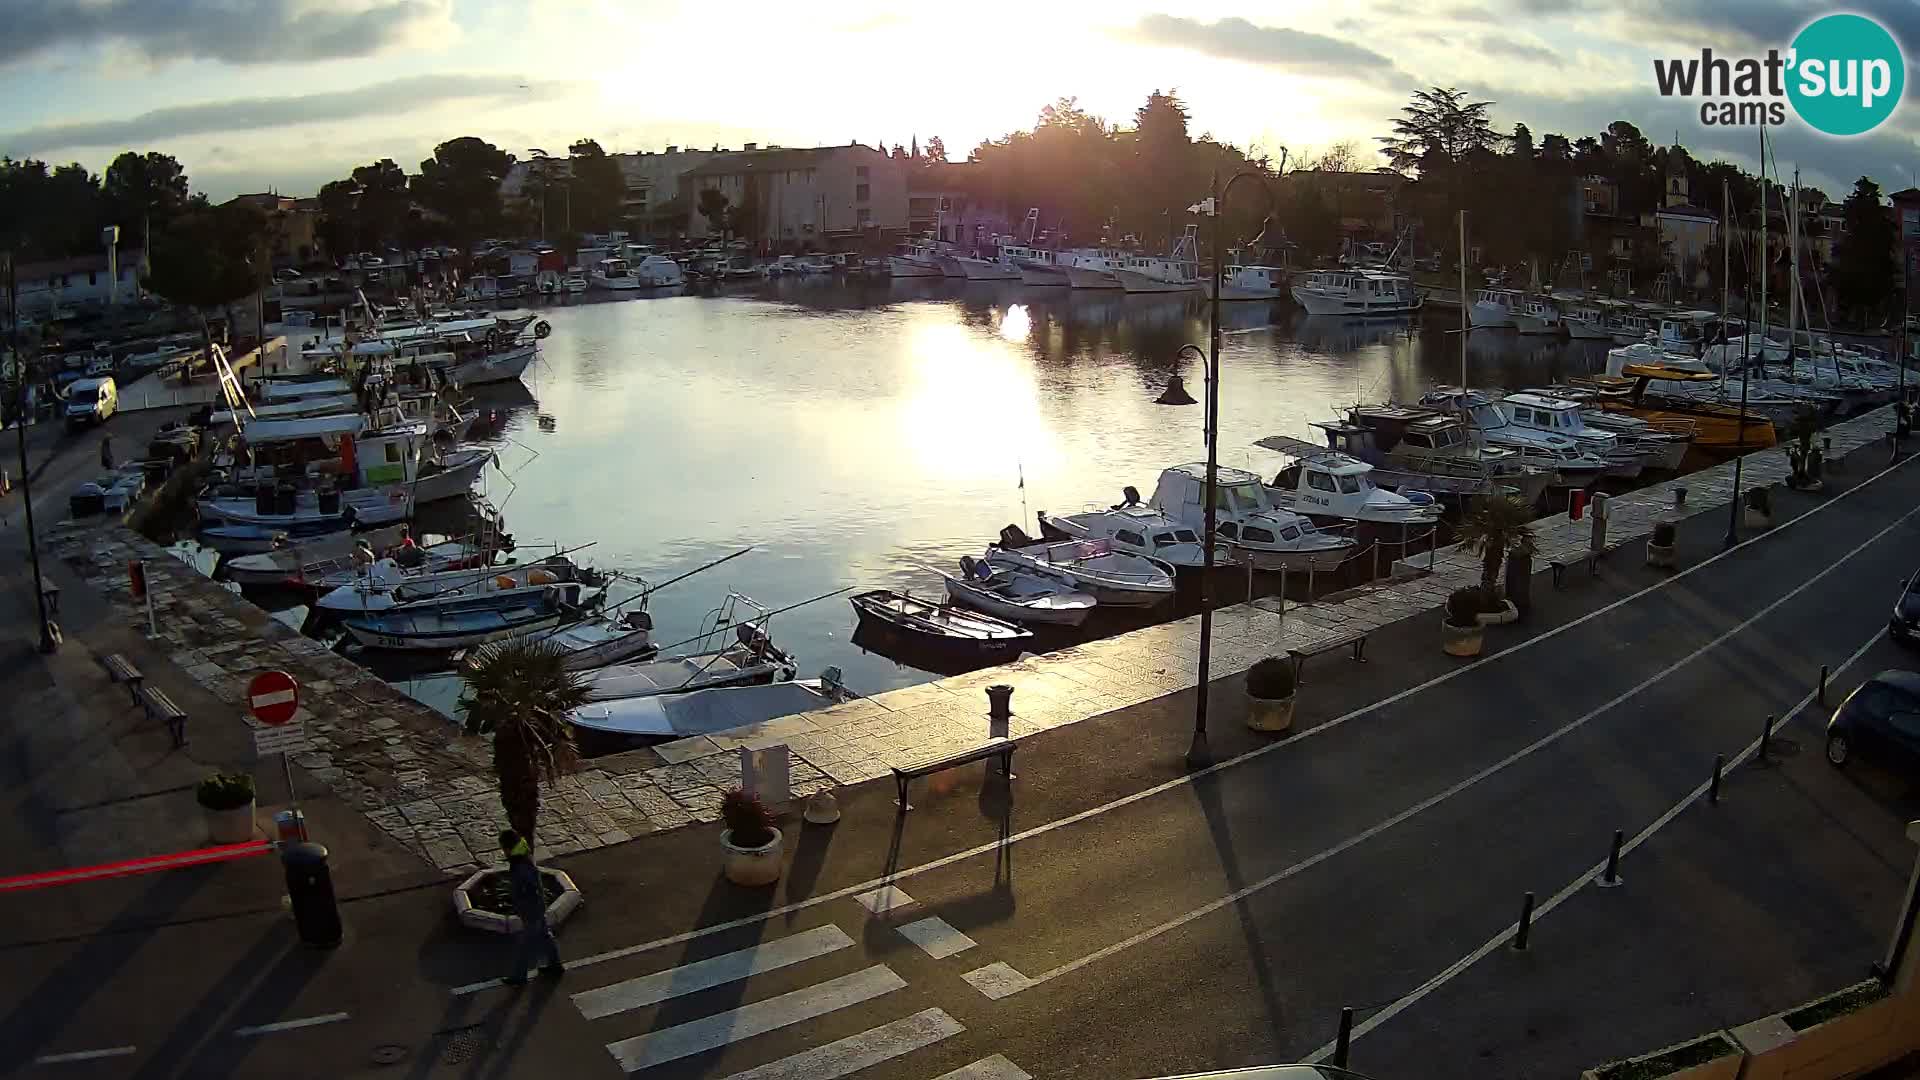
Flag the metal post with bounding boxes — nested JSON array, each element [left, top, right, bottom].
[[1599, 829, 1625, 887], [1820, 664, 1830, 705], [143, 560, 156, 637], [1759, 713, 1775, 765], [1187, 171, 1225, 771], [1727, 138, 1762, 550], [1711, 754, 1725, 804], [1278, 565, 1287, 619], [1333, 1007, 1354, 1068], [1513, 891, 1536, 951], [7, 254, 57, 654], [1307, 563, 1316, 604]]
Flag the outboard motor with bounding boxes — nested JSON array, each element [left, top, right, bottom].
[[958, 554, 979, 579], [998, 524, 1033, 549], [1113, 485, 1142, 508]]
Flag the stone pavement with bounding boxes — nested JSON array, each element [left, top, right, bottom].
[[30, 402, 1904, 880]]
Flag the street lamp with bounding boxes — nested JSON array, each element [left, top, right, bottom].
[[6, 253, 60, 653], [1154, 168, 1275, 769]]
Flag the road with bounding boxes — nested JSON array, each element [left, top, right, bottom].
[[4, 444, 1920, 1079]]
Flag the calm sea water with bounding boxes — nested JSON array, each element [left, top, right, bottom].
[[384, 278, 1615, 713]]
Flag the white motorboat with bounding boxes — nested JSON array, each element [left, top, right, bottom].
[[568, 677, 852, 738], [1290, 270, 1420, 316], [986, 531, 1175, 608], [1257, 442, 1446, 527], [1148, 463, 1356, 572], [1514, 295, 1564, 336], [1037, 499, 1211, 571], [1557, 405, 1693, 471], [632, 254, 685, 286], [1501, 391, 1654, 478], [447, 343, 535, 387], [341, 585, 584, 651], [1206, 262, 1286, 301], [315, 556, 577, 614], [1058, 248, 1127, 289], [564, 275, 589, 294], [199, 485, 411, 529], [1111, 226, 1202, 293], [546, 610, 658, 670], [1469, 287, 1525, 328], [577, 626, 797, 702], [222, 524, 412, 587], [940, 556, 1097, 627], [590, 257, 644, 290], [1329, 405, 1554, 507], [1418, 388, 1608, 487]]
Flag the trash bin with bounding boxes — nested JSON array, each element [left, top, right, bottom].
[[317, 488, 341, 516], [274, 809, 309, 844], [281, 842, 342, 947]]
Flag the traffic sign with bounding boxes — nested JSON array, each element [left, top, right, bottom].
[[247, 670, 299, 726], [254, 722, 312, 757]]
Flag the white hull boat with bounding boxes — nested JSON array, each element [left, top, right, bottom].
[[569, 679, 848, 738], [888, 257, 944, 279], [1064, 264, 1121, 289], [294, 538, 491, 592], [316, 557, 575, 614], [408, 447, 493, 503], [958, 257, 1021, 281], [578, 636, 797, 702], [199, 487, 412, 529], [341, 586, 580, 651], [1149, 463, 1358, 572], [985, 532, 1175, 608], [448, 345, 535, 387], [1291, 270, 1422, 317], [1037, 503, 1211, 571], [1019, 265, 1069, 286], [940, 558, 1097, 627], [546, 612, 658, 670], [222, 525, 411, 587], [1112, 268, 1198, 294]]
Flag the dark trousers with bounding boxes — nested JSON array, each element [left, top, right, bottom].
[[510, 909, 560, 980]]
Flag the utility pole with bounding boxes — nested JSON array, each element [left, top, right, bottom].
[[7, 253, 59, 653]]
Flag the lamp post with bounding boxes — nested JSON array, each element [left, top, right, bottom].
[[6, 254, 59, 653], [1155, 168, 1275, 769]]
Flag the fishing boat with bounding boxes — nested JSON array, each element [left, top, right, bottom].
[[1514, 295, 1564, 336], [340, 585, 583, 651], [939, 556, 1097, 627], [544, 610, 658, 670], [1111, 226, 1202, 293], [315, 556, 583, 614], [1469, 287, 1525, 328], [577, 623, 798, 701], [1037, 498, 1211, 571], [200, 519, 357, 556], [1324, 406, 1554, 507], [1499, 391, 1657, 478], [1058, 248, 1127, 289], [849, 589, 1033, 659], [222, 524, 411, 587], [985, 531, 1176, 607], [569, 677, 854, 739], [1148, 463, 1356, 572], [1258, 442, 1445, 527], [1290, 270, 1421, 317], [1205, 258, 1286, 301]]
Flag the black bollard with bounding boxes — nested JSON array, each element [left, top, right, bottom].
[[1819, 665, 1829, 706], [1599, 829, 1624, 888], [1759, 713, 1775, 765], [1513, 891, 1535, 951], [282, 842, 342, 947], [1710, 755, 1725, 805], [1332, 1007, 1354, 1068]]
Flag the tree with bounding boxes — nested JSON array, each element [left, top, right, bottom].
[[0, 158, 103, 259], [697, 187, 732, 237], [1539, 133, 1571, 162], [1832, 176, 1897, 322], [459, 638, 588, 845], [1378, 87, 1503, 175], [143, 202, 265, 356], [1509, 124, 1534, 160], [1456, 494, 1537, 607], [411, 137, 514, 245], [101, 151, 190, 238], [924, 136, 948, 164], [568, 139, 626, 234], [352, 159, 411, 252], [315, 179, 361, 260]]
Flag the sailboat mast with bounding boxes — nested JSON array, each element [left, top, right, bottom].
[[1720, 178, 1731, 391], [1458, 209, 1468, 388], [1757, 127, 1769, 379]]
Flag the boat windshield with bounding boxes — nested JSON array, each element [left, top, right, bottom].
[[1210, 483, 1268, 512]]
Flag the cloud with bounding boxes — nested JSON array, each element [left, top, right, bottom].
[[0, 0, 454, 67], [1130, 14, 1409, 86], [1478, 35, 1558, 63], [0, 74, 574, 156]]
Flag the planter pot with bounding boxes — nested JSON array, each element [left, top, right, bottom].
[[1476, 601, 1519, 626], [722, 827, 784, 887], [1732, 980, 1906, 1080], [204, 799, 257, 844], [1744, 508, 1772, 530], [451, 866, 584, 934], [1580, 1031, 1743, 1080], [1646, 541, 1676, 568], [1442, 619, 1484, 657], [1246, 691, 1295, 733]]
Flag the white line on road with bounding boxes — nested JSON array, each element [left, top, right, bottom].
[[33, 1046, 137, 1065], [1303, 620, 1890, 1063], [933, 1055, 1036, 1080], [897, 916, 977, 959], [572, 924, 854, 1020], [604, 964, 906, 1073], [456, 447, 1915, 987], [232, 1012, 350, 1037], [852, 885, 915, 915], [715, 1007, 963, 1080], [967, 501, 1920, 998]]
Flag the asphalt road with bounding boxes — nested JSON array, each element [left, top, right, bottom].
[[4, 444, 1920, 1080]]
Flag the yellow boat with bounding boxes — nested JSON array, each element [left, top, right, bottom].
[[1573, 366, 1776, 455]]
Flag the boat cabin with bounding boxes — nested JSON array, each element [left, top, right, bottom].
[[1148, 463, 1332, 551]]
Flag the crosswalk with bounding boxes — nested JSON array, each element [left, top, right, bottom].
[[564, 890, 1026, 1080]]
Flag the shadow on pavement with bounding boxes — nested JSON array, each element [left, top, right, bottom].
[[129, 920, 328, 1080]]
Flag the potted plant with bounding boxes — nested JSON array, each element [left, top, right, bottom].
[[1457, 494, 1535, 626], [1503, 545, 1533, 616], [1744, 486, 1773, 529], [1646, 520, 1678, 568], [1784, 408, 1823, 492], [720, 788, 783, 886], [452, 864, 585, 934], [1442, 587, 1485, 657], [459, 637, 588, 892], [1582, 1031, 1743, 1080], [1244, 656, 1296, 733], [197, 771, 257, 843]]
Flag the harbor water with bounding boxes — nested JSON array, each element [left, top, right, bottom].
[[381, 278, 1614, 715]]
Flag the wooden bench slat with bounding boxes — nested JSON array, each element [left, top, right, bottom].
[[1287, 632, 1368, 684], [138, 685, 187, 748], [891, 738, 1016, 811], [103, 653, 146, 704]]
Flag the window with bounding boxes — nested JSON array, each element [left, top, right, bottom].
[[1173, 529, 1198, 543], [1243, 526, 1275, 543], [1116, 530, 1145, 547], [1336, 475, 1361, 494], [1152, 533, 1175, 545], [1279, 526, 1300, 540], [1307, 471, 1338, 493], [857, 208, 872, 226], [856, 165, 869, 178], [855, 183, 870, 202], [1510, 408, 1531, 424], [1405, 433, 1431, 449], [1218, 522, 1239, 539], [385, 443, 402, 462]]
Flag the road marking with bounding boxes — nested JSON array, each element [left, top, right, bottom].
[[603, 965, 906, 1073], [715, 1007, 962, 1080], [897, 916, 976, 959], [458, 442, 1914, 984], [852, 885, 915, 915], [572, 925, 854, 1020], [969, 501, 1920, 998], [232, 1012, 350, 1037], [934, 1056, 1035, 1080], [33, 1046, 137, 1065], [1303, 621, 1889, 1063], [961, 962, 1036, 1000]]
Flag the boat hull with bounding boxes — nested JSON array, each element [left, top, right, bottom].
[[1019, 266, 1069, 286], [1469, 301, 1516, 328], [342, 610, 566, 651], [958, 258, 1021, 281], [1564, 318, 1614, 341], [1113, 269, 1198, 294], [888, 257, 944, 279], [448, 345, 535, 387], [1290, 288, 1419, 317], [1207, 282, 1283, 300], [1064, 265, 1121, 289], [411, 449, 492, 503], [943, 579, 1093, 627]]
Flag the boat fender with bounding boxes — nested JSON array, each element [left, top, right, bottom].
[[495, 574, 518, 589], [533, 320, 552, 340]]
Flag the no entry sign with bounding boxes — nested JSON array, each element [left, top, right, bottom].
[[247, 670, 299, 726]]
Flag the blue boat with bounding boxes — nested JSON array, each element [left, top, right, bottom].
[[340, 584, 583, 651]]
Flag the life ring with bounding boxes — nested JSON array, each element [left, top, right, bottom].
[[532, 320, 552, 340]]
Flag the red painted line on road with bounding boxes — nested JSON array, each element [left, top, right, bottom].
[[0, 841, 273, 892]]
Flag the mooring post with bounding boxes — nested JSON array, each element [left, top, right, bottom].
[[1760, 712, 1775, 765], [1819, 665, 1829, 706], [1710, 754, 1725, 805], [1599, 829, 1625, 888], [1513, 891, 1536, 951], [1333, 1007, 1354, 1068]]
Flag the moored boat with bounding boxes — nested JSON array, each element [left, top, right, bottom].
[[849, 589, 1033, 658], [939, 557, 1097, 627], [985, 530, 1176, 607]]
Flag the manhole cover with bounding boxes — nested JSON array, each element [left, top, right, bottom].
[[369, 1045, 408, 1066], [438, 1024, 492, 1066]]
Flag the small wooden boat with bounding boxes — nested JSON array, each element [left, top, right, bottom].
[[940, 556, 1096, 627], [547, 611, 658, 670], [577, 625, 797, 701], [340, 585, 580, 651], [985, 529, 1176, 608], [849, 589, 1032, 658]]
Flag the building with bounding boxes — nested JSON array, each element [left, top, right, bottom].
[[615, 147, 718, 240], [225, 193, 324, 267], [678, 143, 907, 251], [906, 162, 1013, 253], [1890, 188, 1920, 284], [1644, 168, 1718, 274], [1276, 168, 1407, 239], [13, 250, 144, 313]]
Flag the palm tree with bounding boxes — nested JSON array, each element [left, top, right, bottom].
[[1455, 494, 1538, 606], [459, 637, 589, 845]]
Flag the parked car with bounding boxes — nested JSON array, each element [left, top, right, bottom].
[[1891, 569, 1920, 642], [1826, 670, 1920, 768]]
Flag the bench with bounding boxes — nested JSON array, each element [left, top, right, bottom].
[[892, 738, 1016, 810], [103, 653, 145, 703], [138, 685, 187, 747], [1549, 554, 1594, 589], [1288, 631, 1368, 684]]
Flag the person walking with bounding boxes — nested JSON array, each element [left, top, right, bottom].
[[499, 829, 563, 985], [99, 434, 113, 471]]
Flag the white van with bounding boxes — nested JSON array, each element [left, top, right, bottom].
[[64, 376, 118, 429]]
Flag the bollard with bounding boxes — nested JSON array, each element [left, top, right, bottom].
[[1333, 1007, 1354, 1068], [1598, 829, 1625, 888], [1710, 755, 1725, 805], [1759, 713, 1775, 765], [1819, 665, 1829, 706], [986, 684, 1013, 740], [1673, 485, 1687, 512], [1513, 891, 1536, 951], [282, 842, 342, 947]]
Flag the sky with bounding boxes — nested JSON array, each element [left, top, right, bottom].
[[0, 0, 1917, 202]]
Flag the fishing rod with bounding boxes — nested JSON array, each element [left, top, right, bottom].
[[645, 585, 855, 657], [522, 545, 758, 646]]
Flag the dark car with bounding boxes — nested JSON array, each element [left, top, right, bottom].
[[1826, 670, 1920, 768], [1892, 570, 1920, 642]]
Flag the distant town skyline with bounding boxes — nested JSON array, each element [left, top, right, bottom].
[[1, 1, 1916, 200]]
